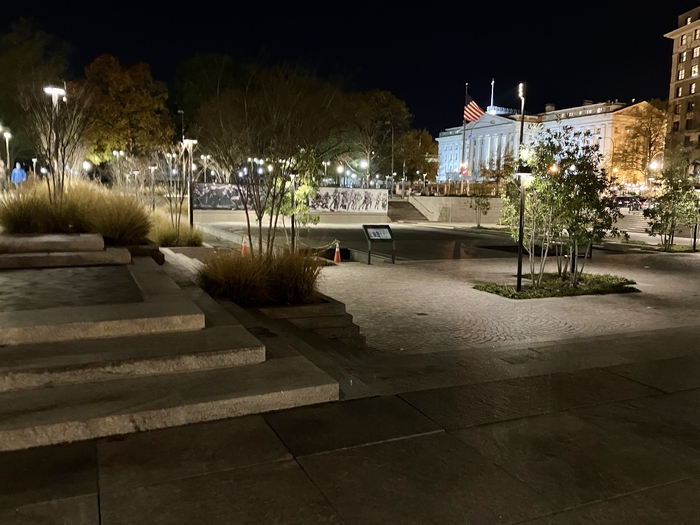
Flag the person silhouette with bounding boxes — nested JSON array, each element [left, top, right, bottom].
[[11, 162, 27, 186]]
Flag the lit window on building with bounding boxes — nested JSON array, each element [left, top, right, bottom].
[[689, 102, 696, 112], [678, 86, 684, 97], [682, 34, 688, 45], [682, 51, 688, 62], [695, 28, 700, 39], [675, 103, 682, 114], [687, 16, 693, 25], [695, 47, 700, 58], [693, 65, 699, 77], [679, 69, 686, 80], [692, 83, 697, 94]]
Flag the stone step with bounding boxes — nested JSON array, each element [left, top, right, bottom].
[[289, 313, 355, 330], [314, 324, 360, 339], [0, 356, 338, 451], [0, 234, 104, 254], [0, 325, 265, 392], [0, 299, 205, 346], [0, 248, 131, 269]]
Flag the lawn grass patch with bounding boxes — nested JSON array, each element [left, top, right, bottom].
[[475, 273, 638, 299], [198, 251, 323, 307]]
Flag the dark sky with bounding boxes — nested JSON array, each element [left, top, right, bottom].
[[2, 1, 697, 135]]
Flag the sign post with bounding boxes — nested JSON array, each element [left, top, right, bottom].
[[362, 224, 395, 265]]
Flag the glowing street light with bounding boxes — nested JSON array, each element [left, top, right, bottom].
[[3, 131, 11, 172], [43, 86, 66, 107]]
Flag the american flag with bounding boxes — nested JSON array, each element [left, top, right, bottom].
[[463, 94, 485, 122]]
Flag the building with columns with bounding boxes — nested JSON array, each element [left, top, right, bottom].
[[665, 6, 700, 144], [437, 100, 649, 184]]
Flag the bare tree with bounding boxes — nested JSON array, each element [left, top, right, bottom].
[[197, 66, 344, 257], [20, 81, 95, 200]]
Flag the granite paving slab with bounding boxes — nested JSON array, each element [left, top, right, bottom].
[[452, 408, 700, 509], [400, 368, 659, 429], [0, 441, 96, 510], [621, 389, 700, 433], [263, 395, 443, 456], [605, 354, 700, 393], [298, 433, 555, 525], [0, 265, 142, 312], [99, 459, 343, 525], [521, 475, 700, 524], [0, 494, 99, 525], [98, 415, 291, 493]]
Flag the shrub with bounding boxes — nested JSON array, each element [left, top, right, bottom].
[[198, 251, 322, 307], [150, 213, 203, 247], [474, 273, 638, 299]]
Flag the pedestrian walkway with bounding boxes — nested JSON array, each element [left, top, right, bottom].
[[3, 240, 700, 523]]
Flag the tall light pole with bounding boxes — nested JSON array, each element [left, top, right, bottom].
[[516, 82, 528, 293], [32, 158, 37, 181], [3, 132, 11, 174], [184, 138, 198, 226], [177, 110, 185, 142], [336, 164, 344, 186], [360, 159, 369, 188]]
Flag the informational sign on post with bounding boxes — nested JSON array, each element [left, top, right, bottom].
[[362, 225, 395, 264]]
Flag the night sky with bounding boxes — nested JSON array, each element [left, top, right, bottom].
[[2, 1, 697, 136]]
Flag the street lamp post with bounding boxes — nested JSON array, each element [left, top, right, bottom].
[[516, 82, 527, 293], [336, 165, 344, 186], [3, 132, 11, 174], [149, 166, 157, 211], [360, 159, 369, 188], [183, 139, 198, 226]]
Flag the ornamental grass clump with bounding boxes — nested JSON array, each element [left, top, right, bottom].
[[198, 251, 322, 307], [0, 181, 151, 243], [149, 212, 203, 247]]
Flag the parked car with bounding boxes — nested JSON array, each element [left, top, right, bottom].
[[613, 196, 641, 211]]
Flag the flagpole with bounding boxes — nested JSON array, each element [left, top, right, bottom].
[[460, 83, 468, 195], [490, 78, 495, 108]]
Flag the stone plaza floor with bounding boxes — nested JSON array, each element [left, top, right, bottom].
[[3, 234, 700, 523]]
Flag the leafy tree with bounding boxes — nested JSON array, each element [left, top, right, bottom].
[[84, 54, 173, 162], [394, 129, 438, 182], [171, 53, 252, 131], [613, 100, 667, 184], [644, 149, 700, 251], [468, 182, 491, 227], [0, 19, 70, 160], [502, 127, 621, 288], [341, 90, 411, 183], [478, 150, 516, 192]]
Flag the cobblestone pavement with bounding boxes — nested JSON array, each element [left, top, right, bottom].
[[0, 266, 143, 312], [319, 250, 700, 354]]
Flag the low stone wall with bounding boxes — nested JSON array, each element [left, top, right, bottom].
[[410, 196, 505, 224], [194, 210, 388, 225]]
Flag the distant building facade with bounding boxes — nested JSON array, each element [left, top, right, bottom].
[[437, 101, 646, 183], [665, 6, 700, 144]]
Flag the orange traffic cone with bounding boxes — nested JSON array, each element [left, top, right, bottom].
[[241, 236, 249, 257], [333, 243, 341, 263]]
